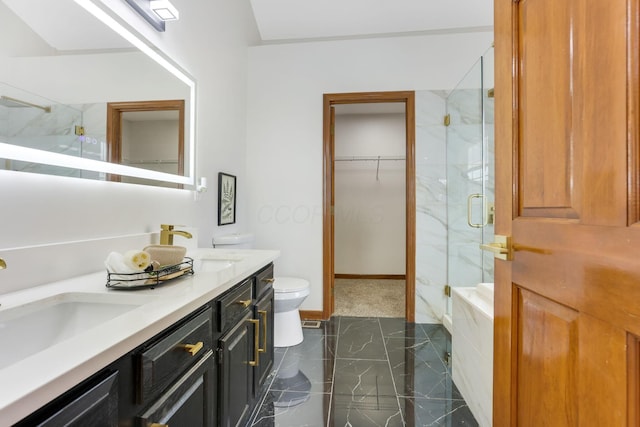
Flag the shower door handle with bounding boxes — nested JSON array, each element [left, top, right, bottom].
[[467, 194, 495, 228], [467, 194, 485, 228]]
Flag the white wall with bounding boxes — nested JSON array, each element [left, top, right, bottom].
[[246, 31, 493, 312], [334, 113, 405, 275], [0, 0, 258, 290]]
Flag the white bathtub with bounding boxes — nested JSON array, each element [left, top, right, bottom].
[[452, 283, 493, 427]]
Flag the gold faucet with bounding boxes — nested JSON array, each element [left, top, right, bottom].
[[160, 224, 193, 245]]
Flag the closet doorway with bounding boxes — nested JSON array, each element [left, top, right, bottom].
[[322, 91, 416, 321]]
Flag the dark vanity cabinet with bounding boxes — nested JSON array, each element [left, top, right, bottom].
[[136, 349, 215, 427], [15, 306, 216, 427], [133, 307, 215, 427], [253, 264, 275, 397], [13, 263, 275, 427], [216, 278, 256, 427], [218, 311, 255, 427], [216, 263, 275, 427], [14, 371, 119, 427]]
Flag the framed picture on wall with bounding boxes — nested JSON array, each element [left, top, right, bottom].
[[218, 172, 236, 225]]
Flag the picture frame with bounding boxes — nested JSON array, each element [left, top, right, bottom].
[[217, 172, 236, 225]]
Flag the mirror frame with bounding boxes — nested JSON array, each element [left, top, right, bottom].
[[0, 0, 196, 187]]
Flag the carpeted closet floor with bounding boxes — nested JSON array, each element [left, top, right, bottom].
[[333, 278, 405, 318]]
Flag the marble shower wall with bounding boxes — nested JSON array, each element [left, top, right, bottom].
[[415, 90, 448, 323], [0, 82, 106, 179], [446, 86, 493, 290], [414, 84, 495, 324]]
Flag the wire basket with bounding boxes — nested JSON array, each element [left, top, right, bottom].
[[106, 257, 194, 290]]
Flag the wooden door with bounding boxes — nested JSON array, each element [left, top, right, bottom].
[[322, 91, 416, 321], [494, 0, 640, 425]]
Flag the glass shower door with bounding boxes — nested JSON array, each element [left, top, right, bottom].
[[445, 47, 495, 317]]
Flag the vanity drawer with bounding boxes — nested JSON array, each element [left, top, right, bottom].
[[217, 278, 253, 332], [138, 307, 213, 404], [254, 263, 274, 299]]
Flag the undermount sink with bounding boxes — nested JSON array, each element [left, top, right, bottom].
[[189, 249, 249, 273], [193, 258, 235, 273], [0, 292, 146, 370]]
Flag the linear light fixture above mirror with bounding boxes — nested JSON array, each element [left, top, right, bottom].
[[150, 0, 179, 21], [123, 0, 179, 32]]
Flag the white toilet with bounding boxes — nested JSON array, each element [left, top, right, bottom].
[[272, 277, 310, 347], [212, 233, 310, 347]]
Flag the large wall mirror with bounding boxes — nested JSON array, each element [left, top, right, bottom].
[[0, 0, 195, 188]]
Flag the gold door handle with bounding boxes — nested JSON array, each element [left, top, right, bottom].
[[467, 194, 494, 228], [180, 341, 203, 356], [248, 319, 260, 366], [467, 194, 485, 228], [480, 235, 513, 261], [237, 299, 251, 307], [258, 310, 267, 353]]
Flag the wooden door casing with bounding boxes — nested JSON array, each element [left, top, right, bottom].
[[494, 0, 640, 425]]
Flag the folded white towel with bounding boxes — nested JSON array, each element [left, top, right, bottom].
[[105, 251, 150, 287], [105, 252, 134, 274]]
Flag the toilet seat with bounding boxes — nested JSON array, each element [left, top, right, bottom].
[[273, 277, 309, 293]]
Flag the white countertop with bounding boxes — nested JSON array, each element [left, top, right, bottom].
[[0, 248, 279, 426]]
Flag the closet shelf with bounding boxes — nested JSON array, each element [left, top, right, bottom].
[[334, 155, 405, 162], [123, 159, 179, 165], [335, 155, 405, 181]]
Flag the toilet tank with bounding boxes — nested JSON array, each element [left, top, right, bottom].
[[212, 233, 254, 249]]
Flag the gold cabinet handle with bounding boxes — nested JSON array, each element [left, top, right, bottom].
[[248, 319, 260, 366], [237, 299, 251, 307], [0, 258, 6, 270], [264, 278, 275, 283], [258, 310, 267, 353], [150, 424, 169, 427], [180, 341, 203, 356]]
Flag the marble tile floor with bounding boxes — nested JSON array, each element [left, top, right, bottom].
[[247, 316, 478, 427]]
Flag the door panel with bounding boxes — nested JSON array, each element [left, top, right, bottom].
[[518, 0, 575, 217], [495, 0, 640, 424], [254, 291, 274, 396], [515, 288, 578, 426], [577, 315, 628, 424], [628, 336, 640, 426], [219, 313, 253, 427]]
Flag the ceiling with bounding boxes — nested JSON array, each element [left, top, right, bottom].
[[249, 0, 494, 42], [2, 0, 132, 51], [5, 0, 494, 50]]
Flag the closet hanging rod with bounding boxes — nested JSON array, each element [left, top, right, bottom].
[[334, 155, 405, 162]]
